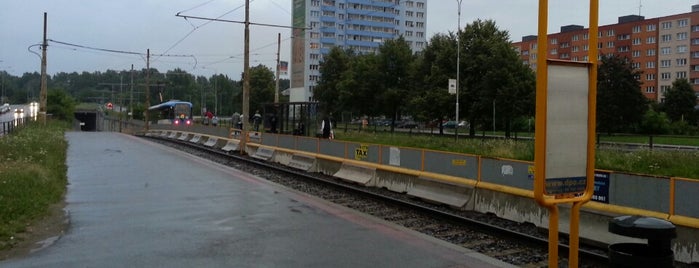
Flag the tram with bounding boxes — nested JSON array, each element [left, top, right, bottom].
[[148, 100, 193, 126]]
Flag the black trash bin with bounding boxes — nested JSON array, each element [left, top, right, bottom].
[[608, 215, 676, 268]]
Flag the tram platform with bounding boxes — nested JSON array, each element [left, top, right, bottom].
[[0, 132, 516, 268]]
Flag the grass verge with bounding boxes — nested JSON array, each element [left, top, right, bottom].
[[337, 131, 699, 179], [0, 121, 69, 250]]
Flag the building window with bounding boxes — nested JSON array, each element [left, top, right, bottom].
[[678, 19, 689, 28], [661, 60, 671, 67], [646, 61, 655, 68], [607, 29, 615, 36], [632, 50, 641, 57], [661, 34, 672, 42], [618, 46, 630, 52], [692, 38, 699, 45], [677, 58, 688, 66], [693, 25, 699, 32], [661, 72, 671, 80], [607, 41, 614, 48], [583, 33, 589, 40], [633, 25, 642, 33], [646, 36, 656, 44], [572, 35, 579, 41], [632, 38, 642, 45], [677, 45, 688, 54], [632, 62, 641, 69], [550, 48, 557, 55], [677, 32, 688, 40], [646, 49, 656, 56], [646, 87, 655, 93], [661, 21, 672, 29], [572, 46, 579, 52], [583, 44, 589, 51], [647, 24, 657, 31], [646, 74, 656, 80], [693, 51, 699, 58], [677, 71, 687, 78], [661, 47, 672, 55], [551, 38, 557, 45]]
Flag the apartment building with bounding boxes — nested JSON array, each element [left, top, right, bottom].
[[513, 5, 699, 102], [290, 0, 427, 102]]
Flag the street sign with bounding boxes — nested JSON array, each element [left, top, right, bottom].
[[448, 79, 456, 94]]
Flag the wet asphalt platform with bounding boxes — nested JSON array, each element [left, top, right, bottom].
[[1, 132, 516, 268]]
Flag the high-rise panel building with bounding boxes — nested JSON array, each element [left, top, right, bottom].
[[290, 0, 427, 103], [512, 5, 699, 102]]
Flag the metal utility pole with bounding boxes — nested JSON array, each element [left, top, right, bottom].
[[145, 49, 150, 131], [241, 0, 250, 146], [455, 0, 463, 140], [275, 33, 281, 103], [39, 12, 48, 124], [130, 64, 134, 120]]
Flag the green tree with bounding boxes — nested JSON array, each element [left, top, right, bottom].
[[460, 19, 533, 137], [245, 64, 275, 114], [410, 33, 458, 134], [376, 36, 414, 131], [47, 88, 76, 122], [639, 109, 670, 134], [596, 55, 648, 134], [315, 47, 351, 116], [337, 53, 382, 120], [662, 78, 696, 123]]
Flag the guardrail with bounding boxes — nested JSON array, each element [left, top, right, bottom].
[[0, 117, 30, 137]]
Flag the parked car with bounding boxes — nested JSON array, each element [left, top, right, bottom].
[[443, 120, 466, 129], [397, 120, 418, 129]]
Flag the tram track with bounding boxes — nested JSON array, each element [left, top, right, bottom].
[[144, 135, 610, 267]]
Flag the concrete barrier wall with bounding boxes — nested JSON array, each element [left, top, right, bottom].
[[278, 135, 295, 151], [379, 146, 422, 171], [422, 150, 479, 180], [673, 179, 699, 218], [261, 133, 278, 147], [610, 173, 670, 213], [347, 142, 380, 163], [296, 136, 318, 154], [480, 158, 534, 190], [319, 139, 346, 159]]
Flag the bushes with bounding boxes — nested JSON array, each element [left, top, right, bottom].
[[0, 121, 68, 250]]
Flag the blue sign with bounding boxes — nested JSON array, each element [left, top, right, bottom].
[[592, 171, 610, 203]]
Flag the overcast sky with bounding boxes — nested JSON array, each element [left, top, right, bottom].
[[0, 0, 696, 79]]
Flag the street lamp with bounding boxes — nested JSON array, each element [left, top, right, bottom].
[[455, 0, 463, 140]]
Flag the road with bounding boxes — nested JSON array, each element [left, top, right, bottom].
[[0, 103, 36, 136]]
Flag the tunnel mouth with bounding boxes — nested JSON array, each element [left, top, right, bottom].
[[74, 112, 98, 131]]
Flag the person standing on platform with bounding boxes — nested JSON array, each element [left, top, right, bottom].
[[321, 113, 333, 139], [252, 110, 262, 131], [231, 112, 240, 129], [204, 110, 214, 125], [269, 113, 278, 133]]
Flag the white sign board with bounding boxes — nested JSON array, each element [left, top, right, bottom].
[[544, 62, 590, 195], [448, 79, 456, 94]]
